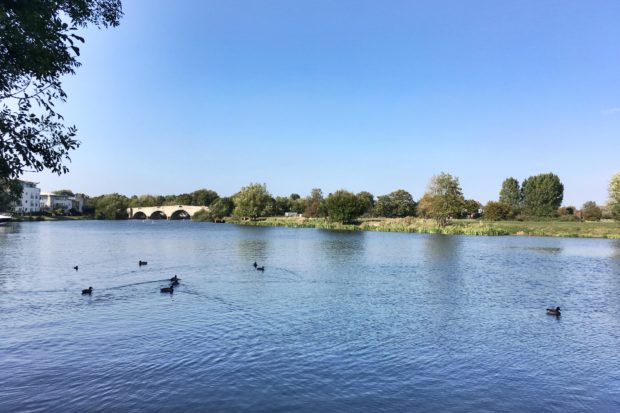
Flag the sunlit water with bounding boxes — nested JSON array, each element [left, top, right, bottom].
[[1, 221, 619, 412]]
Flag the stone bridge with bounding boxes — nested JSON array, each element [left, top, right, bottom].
[[127, 205, 209, 220]]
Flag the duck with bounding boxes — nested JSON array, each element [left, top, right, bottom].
[[160, 285, 174, 293], [256, 266, 265, 272], [171, 279, 179, 286], [139, 260, 148, 266], [82, 287, 93, 295], [253, 261, 258, 268], [546, 306, 561, 316], [170, 275, 180, 282], [73, 265, 79, 271]]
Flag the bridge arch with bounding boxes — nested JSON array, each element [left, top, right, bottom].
[[132, 211, 147, 220], [149, 211, 167, 220], [170, 209, 191, 220]]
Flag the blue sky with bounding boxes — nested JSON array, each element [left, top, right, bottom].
[[23, 0, 620, 206]]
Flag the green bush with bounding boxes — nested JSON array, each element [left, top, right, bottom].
[[483, 201, 512, 221]]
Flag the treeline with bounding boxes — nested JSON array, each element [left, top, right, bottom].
[[82, 171, 620, 224], [484, 173, 615, 222]]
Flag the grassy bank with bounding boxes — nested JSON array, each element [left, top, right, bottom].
[[227, 217, 620, 239]]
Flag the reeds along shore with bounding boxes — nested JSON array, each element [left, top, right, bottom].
[[226, 216, 620, 239]]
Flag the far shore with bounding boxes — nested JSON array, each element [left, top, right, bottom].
[[225, 216, 620, 239], [7, 215, 620, 239]]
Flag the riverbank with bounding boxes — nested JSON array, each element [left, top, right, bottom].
[[10, 215, 91, 222], [227, 217, 620, 238]]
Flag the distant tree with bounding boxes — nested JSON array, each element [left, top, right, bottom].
[[233, 183, 271, 220], [416, 193, 432, 218], [1, 1, 123, 199], [462, 199, 482, 218], [87, 193, 129, 220], [609, 172, 620, 221], [0, 179, 21, 211], [499, 177, 521, 213], [374, 189, 416, 217], [356, 191, 375, 216], [521, 173, 564, 217], [209, 197, 234, 220], [190, 189, 219, 206], [483, 201, 512, 221], [52, 189, 75, 197], [558, 206, 576, 216], [274, 196, 292, 215], [304, 188, 326, 218], [291, 197, 307, 214], [129, 194, 159, 207], [325, 190, 364, 224], [175, 193, 192, 205], [422, 172, 465, 226], [290, 193, 300, 200], [264, 197, 278, 216], [581, 201, 602, 221]]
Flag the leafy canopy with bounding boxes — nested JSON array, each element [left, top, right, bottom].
[[422, 172, 465, 227], [581, 201, 602, 221], [374, 189, 416, 218], [609, 172, 620, 221], [325, 190, 364, 224], [521, 173, 564, 217], [499, 177, 520, 211], [1, 0, 123, 191], [233, 183, 272, 220]]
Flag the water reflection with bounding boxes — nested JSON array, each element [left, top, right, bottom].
[[0, 222, 19, 236], [236, 239, 269, 262], [612, 240, 620, 259], [423, 234, 462, 264], [524, 246, 562, 254], [320, 230, 364, 252]]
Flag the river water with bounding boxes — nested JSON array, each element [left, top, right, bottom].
[[1, 221, 619, 412]]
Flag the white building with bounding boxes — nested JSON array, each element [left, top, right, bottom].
[[40, 192, 84, 213], [12, 181, 41, 214]]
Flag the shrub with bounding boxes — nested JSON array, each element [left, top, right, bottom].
[[483, 201, 512, 221]]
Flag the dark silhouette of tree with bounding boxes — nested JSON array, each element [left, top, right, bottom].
[[1, 0, 123, 194]]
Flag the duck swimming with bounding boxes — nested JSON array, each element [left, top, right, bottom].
[[256, 266, 265, 272], [82, 287, 93, 295], [139, 260, 148, 266], [546, 306, 561, 316], [73, 265, 79, 271], [170, 275, 180, 282], [253, 261, 258, 268], [160, 285, 174, 293]]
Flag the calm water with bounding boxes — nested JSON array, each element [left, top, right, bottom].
[[1, 221, 619, 412]]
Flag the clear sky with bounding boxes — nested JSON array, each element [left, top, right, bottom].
[[23, 0, 620, 206]]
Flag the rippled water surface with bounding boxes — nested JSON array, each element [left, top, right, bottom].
[[1, 221, 619, 412]]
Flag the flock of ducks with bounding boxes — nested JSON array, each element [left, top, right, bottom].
[[80, 261, 180, 295], [79, 260, 561, 315], [80, 261, 267, 296]]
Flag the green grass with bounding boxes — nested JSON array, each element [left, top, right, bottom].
[[228, 216, 620, 238]]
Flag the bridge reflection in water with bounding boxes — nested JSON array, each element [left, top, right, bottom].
[[127, 205, 209, 220]]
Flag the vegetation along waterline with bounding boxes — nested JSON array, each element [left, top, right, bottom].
[[225, 217, 620, 239]]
